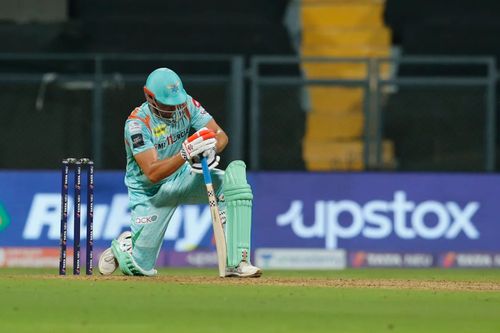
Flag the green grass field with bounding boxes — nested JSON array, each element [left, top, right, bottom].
[[1, 268, 500, 333]]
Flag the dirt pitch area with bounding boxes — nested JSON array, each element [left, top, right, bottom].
[[19, 274, 500, 292]]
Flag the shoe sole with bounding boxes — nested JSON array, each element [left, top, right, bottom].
[[225, 270, 263, 278], [98, 247, 118, 275], [97, 232, 132, 276]]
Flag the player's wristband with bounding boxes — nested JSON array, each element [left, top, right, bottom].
[[180, 149, 189, 162]]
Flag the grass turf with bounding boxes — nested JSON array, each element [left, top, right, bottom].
[[0, 268, 499, 333]]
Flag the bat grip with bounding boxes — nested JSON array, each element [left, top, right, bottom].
[[201, 157, 212, 185]]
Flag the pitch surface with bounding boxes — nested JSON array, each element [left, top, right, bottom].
[[1, 268, 499, 333]]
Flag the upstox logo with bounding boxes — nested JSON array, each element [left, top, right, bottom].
[[277, 191, 480, 249], [0, 202, 11, 232]]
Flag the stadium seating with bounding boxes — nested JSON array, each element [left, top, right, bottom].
[[301, 0, 394, 171], [0, 0, 304, 170], [383, 0, 500, 171]]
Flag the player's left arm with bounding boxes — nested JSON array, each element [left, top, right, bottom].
[[204, 119, 228, 154], [189, 96, 228, 154]]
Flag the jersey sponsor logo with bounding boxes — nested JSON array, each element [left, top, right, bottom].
[[166, 128, 190, 145], [135, 214, 158, 225], [131, 134, 145, 148], [128, 121, 142, 134], [153, 124, 167, 137], [192, 98, 207, 114], [155, 128, 190, 149], [155, 141, 167, 150]]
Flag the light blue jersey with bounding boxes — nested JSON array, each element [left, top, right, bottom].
[[124, 95, 213, 192], [110, 68, 258, 275], [122, 95, 224, 270]]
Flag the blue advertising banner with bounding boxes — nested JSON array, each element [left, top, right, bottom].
[[0, 171, 214, 251], [251, 172, 500, 253], [1, 171, 500, 255]]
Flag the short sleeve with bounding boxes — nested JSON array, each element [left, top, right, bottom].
[[189, 97, 213, 130], [124, 119, 154, 155]]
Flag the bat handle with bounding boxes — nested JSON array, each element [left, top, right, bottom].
[[201, 157, 212, 185]]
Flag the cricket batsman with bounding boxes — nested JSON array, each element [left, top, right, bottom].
[[98, 67, 262, 278]]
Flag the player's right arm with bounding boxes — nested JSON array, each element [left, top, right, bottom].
[[135, 128, 217, 183], [125, 118, 185, 183], [126, 118, 217, 183], [134, 149, 185, 184]]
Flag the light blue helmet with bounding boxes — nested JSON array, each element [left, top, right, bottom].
[[144, 68, 187, 105], [143, 68, 188, 123]]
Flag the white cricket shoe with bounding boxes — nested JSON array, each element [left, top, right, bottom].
[[117, 231, 133, 254], [98, 247, 118, 275], [225, 261, 262, 278], [98, 231, 132, 275]]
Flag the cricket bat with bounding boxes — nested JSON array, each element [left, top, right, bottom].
[[201, 157, 227, 277]]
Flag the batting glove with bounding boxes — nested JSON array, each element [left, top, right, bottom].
[[189, 147, 220, 174], [180, 127, 217, 162]]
